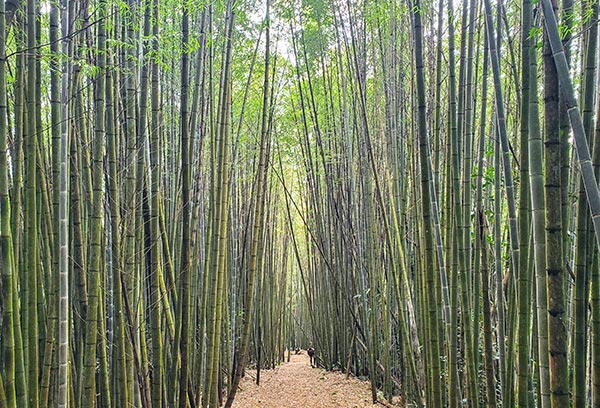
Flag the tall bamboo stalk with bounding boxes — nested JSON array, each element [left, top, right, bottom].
[[24, 0, 39, 404], [81, 0, 107, 404], [517, 1, 533, 406], [412, 1, 442, 406], [58, 0, 71, 405], [0, 0, 17, 404], [528, 12, 551, 408]]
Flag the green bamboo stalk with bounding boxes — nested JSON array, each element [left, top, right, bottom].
[[593, 2, 600, 403], [122, 2, 138, 399], [474, 29, 493, 406], [483, 3, 521, 404], [483, 0, 520, 321], [527, 15, 550, 408], [541, 1, 568, 405], [459, 18, 479, 392], [493, 127, 507, 405], [105, 38, 130, 408], [573, 2, 597, 407], [0, 0, 17, 403], [559, 0, 574, 266], [24, 0, 39, 404], [40, 1, 62, 404], [517, 1, 533, 406], [540, 0, 600, 261], [81, 0, 107, 403], [478, 209, 496, 408], [177, 2, 192, 405], [412, 1, 441, 406], [58, 0, 71, 405], [70, 68, 88, 405], [463, 0, 478, 363], [149, 0, 164, 405], [446, 0, 461, 405], [203, 3, 234, 406]]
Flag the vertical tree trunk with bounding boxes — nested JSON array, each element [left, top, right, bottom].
[[81, 0, 107, 404], [24, 0, 39, 404], [58, 0, 71, 405], [573, 1, 597, 406], [0, 0, 17, 404], [149, 0, 164, 405], [542, 1, 569, 405], [528, 12, 551, 408], [177, 2, 191, 406], [518, 1, 533, 406], [412, 1, 442, 406]]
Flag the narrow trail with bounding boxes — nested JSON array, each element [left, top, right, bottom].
[[231, 351, 403, 408]]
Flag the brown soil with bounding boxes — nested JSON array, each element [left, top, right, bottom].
[[231, 351, 403, 408]]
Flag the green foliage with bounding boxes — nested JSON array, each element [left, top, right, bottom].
[[302, 0, 331, 25]]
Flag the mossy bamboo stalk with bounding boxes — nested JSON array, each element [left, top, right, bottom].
[[81, 0, 107, 403], [24, 0, 39, 404], [0, 0, 17, 404]]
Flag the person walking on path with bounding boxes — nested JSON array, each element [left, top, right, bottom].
[[307, 347, 316, 367]]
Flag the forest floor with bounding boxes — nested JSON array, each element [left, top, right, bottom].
[[231, 351, 403, 408]]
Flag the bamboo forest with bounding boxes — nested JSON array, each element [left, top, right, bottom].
[[4, 0, 600, 406]]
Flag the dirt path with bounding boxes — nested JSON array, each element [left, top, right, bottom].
[[231, 351, 402, 408]]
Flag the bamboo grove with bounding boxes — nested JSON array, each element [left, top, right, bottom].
[[1, 0, 600, 407]]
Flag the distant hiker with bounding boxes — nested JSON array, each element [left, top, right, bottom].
[[295, 347, 301, 355], [307, 347, 316, 367]]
